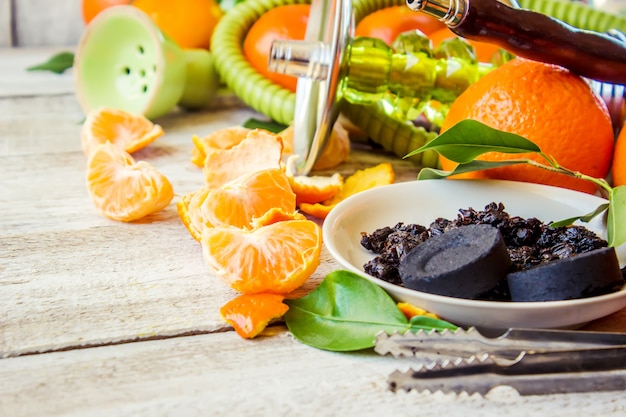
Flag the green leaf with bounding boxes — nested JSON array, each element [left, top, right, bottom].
[[409, 315, 458, 331], [405, 120, 541, 163], [550, 203, 610, 228], [242, 118, 287, 134], [284, 270, 456, 351], [607, 186, 626, 248], [417, 159, 529, 180], [27, 51, 74, 74]]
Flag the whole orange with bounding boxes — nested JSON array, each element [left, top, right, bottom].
[[612, 128, 626, 187], [440, 58, 615, 195], [243, 4, 311, 93], [355, 6, 446, 45], [428, 27, 502, 63], [82, 0, 130, 24], [132, 0, 224, 49]]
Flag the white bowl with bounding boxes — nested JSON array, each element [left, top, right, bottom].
[[322, 179, 626, 330]]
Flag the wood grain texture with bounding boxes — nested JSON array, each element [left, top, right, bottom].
[[0, 81, 422, 357], [12, 0, 83, 47], [0, 48, 76, 96], [2, 48, 626, 416], [2, 328, 626, 417], [0, 0, 12, 47]]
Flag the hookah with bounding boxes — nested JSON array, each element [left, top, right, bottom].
[[267, 0, 626, 174]]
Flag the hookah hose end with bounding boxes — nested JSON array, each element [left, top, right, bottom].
[[406, 0, 626, 85]]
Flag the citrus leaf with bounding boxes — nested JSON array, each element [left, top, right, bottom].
[[405, 120, 541, 163], [284, 270, 456, 351], [550, 203, 610, 228], [242, 118, 287, 133], [27, 51, 74, 74], [607, 186, 626, 248], [417, 159, 529, 180]]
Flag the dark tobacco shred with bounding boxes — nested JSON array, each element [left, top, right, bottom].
[[361, 202, 609, 300]]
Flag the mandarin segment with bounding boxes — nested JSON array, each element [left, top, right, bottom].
[[250, 207, 307, 229], [299, 163, 395, 219], [203, 129, 283, 188], [86, 142, 173, 222], [191, 126, 251, 167], [177, 187, 212, 241], [201, 219, 322, 294], [280, 122, 351, 170], [288, 173, 344, 205], [81, 107, 164, 157], [219, 293, 290, 339], [201, 169, 296, 229]]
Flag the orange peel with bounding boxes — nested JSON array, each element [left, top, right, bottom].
[[220, 293, 289, 339], [299, 162, 395, 219]]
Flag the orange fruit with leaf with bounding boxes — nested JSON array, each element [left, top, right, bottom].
[[220, 293, 290, 339], [439, 58, 614, 194], [201, 218, 322, 294], [86, 142, 173, 222], [81, 107, 164, 157]]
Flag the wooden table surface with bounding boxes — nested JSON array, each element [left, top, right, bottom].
[[2, 47, 626, 417]]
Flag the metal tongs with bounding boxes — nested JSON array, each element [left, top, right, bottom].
[[375, 327, 626, 396]]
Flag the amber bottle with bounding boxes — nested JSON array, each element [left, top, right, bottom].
[[406, 0, 626, 84]]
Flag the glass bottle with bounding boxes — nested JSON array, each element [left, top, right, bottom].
[[405, 0, 626, 84]]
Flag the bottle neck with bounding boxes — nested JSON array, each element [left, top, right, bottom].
[[405, 0, 468, 26]]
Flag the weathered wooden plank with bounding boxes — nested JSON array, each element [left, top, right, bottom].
[[2, 328, 626, 417], [0, 0, 11, 47], [13, 0, 83, 47], [0, 47, 76, 96], [0, 88, 422, 357]]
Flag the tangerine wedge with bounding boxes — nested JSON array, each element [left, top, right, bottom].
[[81, 107, 164, 157], [191, 126, 251, 167], [201, 219, 322, 294], [86, 142, 173, 222], [201, 169, 296, 229], [203, 129, 283, 188], [288, 172, 344, 206], [177, 187, 212, 241], [299, 162, 395, 219], [220, 293, 289, 339]]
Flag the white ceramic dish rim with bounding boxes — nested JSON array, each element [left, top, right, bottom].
[[322, 179, 626, 327]]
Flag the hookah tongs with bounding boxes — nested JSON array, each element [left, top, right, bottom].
[[374, 327, 626, 396], [268, 0, 626, 175]]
